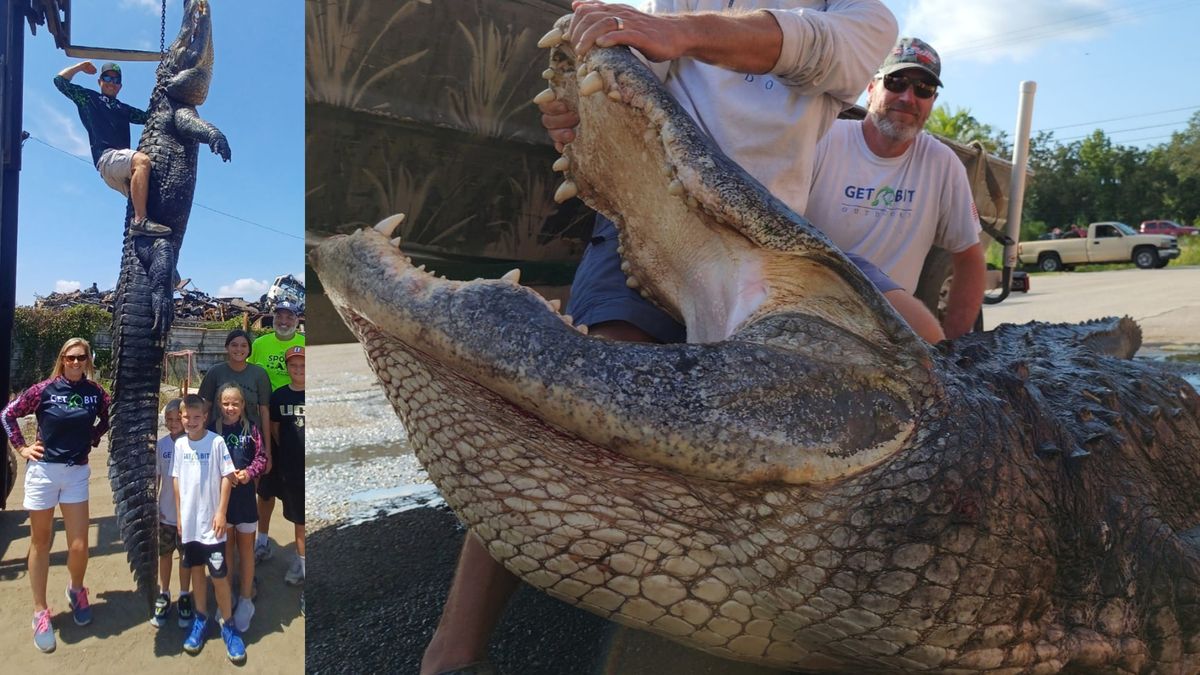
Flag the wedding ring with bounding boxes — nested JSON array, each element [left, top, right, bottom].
[[612, 16, 624, 30]]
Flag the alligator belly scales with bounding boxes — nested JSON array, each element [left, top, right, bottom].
[[312, 15, 1200, 673], [108, 0, 228, 603]]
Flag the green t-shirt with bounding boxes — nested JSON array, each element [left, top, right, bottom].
[[248, 332, 305, 391]]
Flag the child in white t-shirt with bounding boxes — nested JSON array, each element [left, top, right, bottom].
[[172, 394, 245, 664], [151, 399, 193, 628]]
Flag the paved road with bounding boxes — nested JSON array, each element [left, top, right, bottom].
[[983, 265, 1200, 353]]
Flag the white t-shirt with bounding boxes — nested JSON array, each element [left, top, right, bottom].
[[806, 120, 981, 292], [171, 430, 235, 545], [155, 434, 181, 526], [642, 0, 898, 214]]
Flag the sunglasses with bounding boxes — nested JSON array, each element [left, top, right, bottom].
[[881, 73, 937, 100], [63, 354, 89, 363], [100, 74, 122, 84]]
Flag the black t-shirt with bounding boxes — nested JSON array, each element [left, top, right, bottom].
[[269, 386, 304, 479], [53, 75, 148, 165]]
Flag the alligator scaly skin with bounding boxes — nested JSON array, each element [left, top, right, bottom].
[[108, 0, 229, 603]]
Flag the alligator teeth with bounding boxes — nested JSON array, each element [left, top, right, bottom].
[[501, 268, 521, 284], [542, 68, 555, 80], [686, 196, 698, 209], [533, 88, 556, 105], [576, 64, 588, 80], [620, 260, 631, 273], [661, 164, 673, 177], [640, 289, 651, 299], [552, 156, 570, 172], [416, 264, 427, 272], [667, 179, 684, 196], [562, 314, 573, 325], [626, 276, 640, 289], [579, 71, 604, 96], [554, 181, 578, 203], [548, 298, 562, 312], [608, 90, 622, 101], [577, 324, 589, 335], [390, 237, 402, 247], [537, 27, 564, 48], [373, 213, 406, 237]]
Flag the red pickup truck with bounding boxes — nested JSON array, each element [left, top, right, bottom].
[[1140, 220, 1198, 236]]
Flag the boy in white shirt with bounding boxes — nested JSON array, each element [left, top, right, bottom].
[[172, 394, 245, 664], [151, 399, 193, 627]]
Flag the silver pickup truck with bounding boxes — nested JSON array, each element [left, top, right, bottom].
[[1017, 221, 1180, 271]]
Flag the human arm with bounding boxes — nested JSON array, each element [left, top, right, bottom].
[[213, 475, 231, 539], [2, 381, 47, 456], [245, 422, 267, 479], [57, 61, 97, 81], [942, 243, 985, 340], [91, 385, 112, 447]]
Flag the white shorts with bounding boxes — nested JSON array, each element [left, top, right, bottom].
[[23, 461, 91, 511], [234, 522, 258, 534], [96, 147, 135, 197]]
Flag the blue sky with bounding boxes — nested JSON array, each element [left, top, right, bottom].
[[17, 0, 303, 305], [889, 0, 1196, 150]]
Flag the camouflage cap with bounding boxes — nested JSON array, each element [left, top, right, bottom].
[[878, 37, 942, 87], [99, 62, 122, 76]]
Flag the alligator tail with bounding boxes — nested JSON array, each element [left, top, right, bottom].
[[108, 229, 170, 606]]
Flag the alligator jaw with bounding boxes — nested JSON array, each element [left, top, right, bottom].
[[543, 20, 926, 359], [312, 225, 934, 485]]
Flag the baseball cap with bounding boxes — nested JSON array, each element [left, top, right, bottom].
[[99, 62, 122, 76], [284, 345, 305, 362], [274, 300, 301, 314], [877, 37, 942, 87]]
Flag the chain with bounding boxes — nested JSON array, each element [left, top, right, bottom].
[[160, 0, 167, 55]]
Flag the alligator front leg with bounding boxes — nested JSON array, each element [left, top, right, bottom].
[[135, 237, 178, 340], [175, 107, 231, 161]]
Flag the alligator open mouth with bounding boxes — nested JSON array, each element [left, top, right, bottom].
[[311, 14, 1200, 672]]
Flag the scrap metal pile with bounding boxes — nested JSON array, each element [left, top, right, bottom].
[[32, 280, 284, 325]]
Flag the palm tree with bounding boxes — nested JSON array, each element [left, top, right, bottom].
[[925, 105, 1008, 156]]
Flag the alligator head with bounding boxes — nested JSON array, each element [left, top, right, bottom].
[[312, 20, 1200, 672], [157, 0, 214, 106]]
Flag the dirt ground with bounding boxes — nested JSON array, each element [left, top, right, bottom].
[[0, 436, 304, 672]]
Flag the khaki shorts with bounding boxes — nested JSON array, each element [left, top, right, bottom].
[[96, 147, 135, 197], [158, 522, 185, 557]]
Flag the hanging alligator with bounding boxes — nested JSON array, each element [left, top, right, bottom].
[[108, 0, 230, 602], [311, 16, 1200, 673]]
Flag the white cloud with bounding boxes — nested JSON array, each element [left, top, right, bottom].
[[119, 0, 161, 14], [31, 97, 91, 159], [902, 0, 1116, 64], [55, 280, 81, 293], [218, 278, 269, 300]]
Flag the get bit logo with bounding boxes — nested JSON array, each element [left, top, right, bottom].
[[840, 184, 916, 217]]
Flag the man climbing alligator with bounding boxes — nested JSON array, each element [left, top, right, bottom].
[[54, 61, 169, 237], [108, 0, 231, 605]]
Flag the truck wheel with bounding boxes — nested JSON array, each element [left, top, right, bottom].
[[914, 247, 953, 321], [1037, 253, 1063, 272], [1133, 247, 1160, 269], [1154, 258, 1170, 269]]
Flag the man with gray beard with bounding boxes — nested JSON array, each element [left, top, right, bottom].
[[805, 37, 986, 340]]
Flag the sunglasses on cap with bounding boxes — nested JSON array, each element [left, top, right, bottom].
[[881, 73, 937, 100], [101, 74, 122, 84]]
